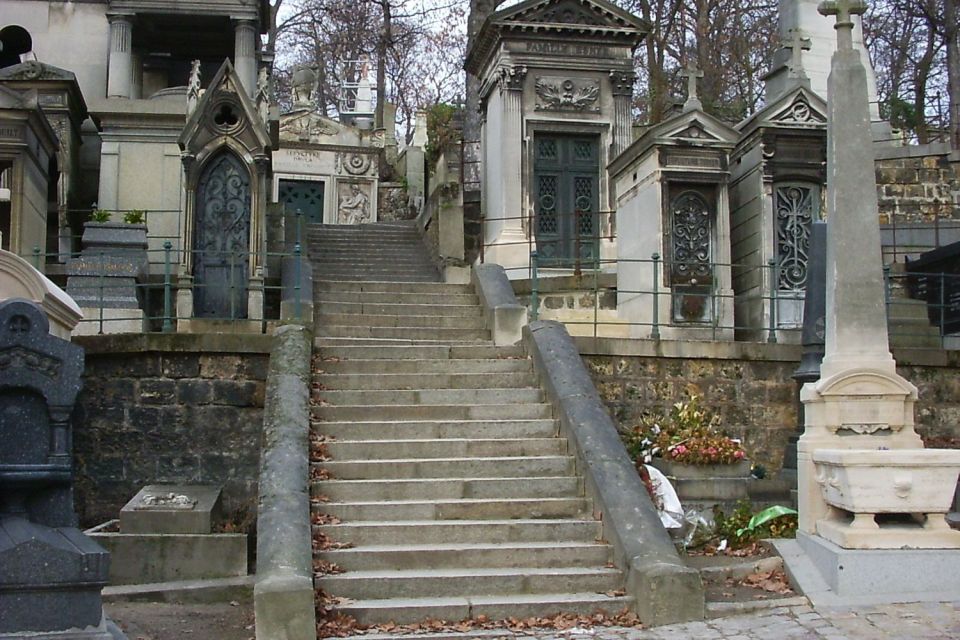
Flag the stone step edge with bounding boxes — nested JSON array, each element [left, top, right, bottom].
[[310, 497, 584, 510], [314, 541, 606, 554], [312, 455, 572, 465]]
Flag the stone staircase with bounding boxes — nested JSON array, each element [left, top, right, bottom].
[[308, 222, 630, 625]]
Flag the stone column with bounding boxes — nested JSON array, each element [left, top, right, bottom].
[[797, 0, 921, 535], [491, 65, 527, 267], [107, 13, 134, 99], [610, 71, 635, 157], [233, 19, 258, 97]]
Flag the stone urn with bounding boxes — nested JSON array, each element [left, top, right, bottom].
[[80, 221, 148, 262], [812, 448, 960, 549], [650, 458, 752, 507]]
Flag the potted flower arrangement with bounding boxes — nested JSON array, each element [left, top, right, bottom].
[[626, 395, 749, 479]]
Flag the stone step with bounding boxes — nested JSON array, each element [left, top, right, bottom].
[[315, 497, 588, 521], [312, 476, 579, 501], [314, 455, 574, 480], [316, 388, 542, 406], [314, 266, 439, 278], [314, 281, 474, 294], [315, 372, 536, 390], [316, 313, 487, 330], [325, 438, 567, 460], [316, 344, 524, 360], [318, 326, 490, 341], [331, 592, 633, 626], [315, 419, 556, 441], [316, 358, 530, 375], [317, 302, 483, 318], [316, 542, 610, 572], [316, 291, 480, 305], [314, 274, 440, 284], [310, 252, 435, 262], [315, 567, 622, 601], [313, 403, 553, 422], [314, 337, 492, 346], [315, 519, 602, 546]]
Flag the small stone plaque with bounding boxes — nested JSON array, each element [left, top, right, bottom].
[[119, 484, 222, 535]]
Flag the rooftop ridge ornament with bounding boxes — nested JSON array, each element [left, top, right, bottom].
[[680, 60, 704, 112], [818, 0, 867, 50], [785, 28, 812, 79]]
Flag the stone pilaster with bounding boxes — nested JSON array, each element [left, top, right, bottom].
[[233, 19, 258, 97], [610, 70, 635, 157], [107, 13, 134, 99], [499, 65, 526, 238]]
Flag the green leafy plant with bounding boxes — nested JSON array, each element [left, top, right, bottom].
[[714, 500, 798, 548], [424, 103, 460, 169], [90, 208, 111, 223], [625, 395, 747, 465], [123, 209, 146, 225]]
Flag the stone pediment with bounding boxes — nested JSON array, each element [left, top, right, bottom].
[[466, 0, 647, 74], [0, 85, 28, 110], [496, 0, 645, 30], [737, 86, 827, 135], [0, 61, 77, 83], [179, 59, 271, 160]]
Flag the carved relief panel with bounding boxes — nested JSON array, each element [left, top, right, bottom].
[[336, 180, 374, 225], [534, 77, 600, 113]]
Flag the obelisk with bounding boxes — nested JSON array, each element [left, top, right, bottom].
[[796, 0, 922, 534]]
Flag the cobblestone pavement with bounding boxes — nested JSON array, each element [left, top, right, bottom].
[[499, 602, 960, 640]]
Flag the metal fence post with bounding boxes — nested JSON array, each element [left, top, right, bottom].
[[296, 208, 304, 250], [229, 251, 237, 320], [530, 251, 539, 321], [294, 242, 303, 322], [33, 246, 41, 270], [98, 251, 105, 335], [163, 241, 173, 333], [940, 271, 946, 347], [767, 258, 778, 344], [652, 253, 661, 340]]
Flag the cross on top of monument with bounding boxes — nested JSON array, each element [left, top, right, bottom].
[[681, 60, 704, 111], [818, 0, 867, 49], [785, 28, 812, 78]]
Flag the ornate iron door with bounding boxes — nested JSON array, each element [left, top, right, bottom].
[[193, 151, 251, 319], [533, 135, 599, 268], [279, 179, 324, 225]]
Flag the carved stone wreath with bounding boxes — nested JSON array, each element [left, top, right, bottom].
[[339, 152, 373, 176], [535, 77, 600, 112]]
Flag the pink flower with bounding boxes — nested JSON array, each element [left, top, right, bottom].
[[707, 447, 717, 456], [674, 444, 688, 455], [734, 450, 745, 459]]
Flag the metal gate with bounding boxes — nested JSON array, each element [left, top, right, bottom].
[[193, 151, 251, 318], [533, 135, 600, 268]]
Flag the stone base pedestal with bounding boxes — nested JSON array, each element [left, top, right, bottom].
[[816, 512, 960, 549], [74, 308, 144, 335], [0, 518, 125, 639], [795, 531, 960, 600]]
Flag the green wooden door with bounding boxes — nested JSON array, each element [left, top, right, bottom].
[[279, 179, 325, 225], [533, 135, 600, 268]]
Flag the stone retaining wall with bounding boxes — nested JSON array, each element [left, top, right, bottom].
[[72, 334, 273, 527], [875, 149, 960, 223], [578, 338, 960, 471]]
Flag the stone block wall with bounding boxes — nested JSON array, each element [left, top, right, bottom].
[[71, 334, 272, 527], [875, 152, 960, 224], [579, 338, 960, 472]]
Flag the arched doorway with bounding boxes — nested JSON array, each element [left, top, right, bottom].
[[193, 151, 251, 318]]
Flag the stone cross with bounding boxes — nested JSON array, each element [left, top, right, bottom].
[[681, 60, 704, 111], [785, 28, 812, 78], [818, 0, 867, 50]]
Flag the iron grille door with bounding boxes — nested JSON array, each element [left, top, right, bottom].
[[279, 179, 325, 225], [533, 135, 599, 268]]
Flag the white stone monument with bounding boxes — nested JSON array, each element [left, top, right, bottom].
[[782, 0, 960, 606]]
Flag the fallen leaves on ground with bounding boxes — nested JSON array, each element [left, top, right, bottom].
[[734, 569, 794, 595], [313, 559, 345, 575], [313, 532, 353, 551], [311, 467, 333, 481], [310, 442, 331, 462], [311, 512, 342, 526], [313, 606, 643, 638]]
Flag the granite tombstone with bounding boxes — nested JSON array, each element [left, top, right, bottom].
[[0, 299, 124, 639]]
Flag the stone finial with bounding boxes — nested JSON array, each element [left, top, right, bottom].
[[187, 59, 202, 117], [681, 60, 704, 112], [785, 28, 812, 79], [818, 0, 867, 49]]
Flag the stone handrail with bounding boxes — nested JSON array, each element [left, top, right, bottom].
[[523, 319, 705, 626], [472, 263, 526, 345], [254, 324, 317, 640]]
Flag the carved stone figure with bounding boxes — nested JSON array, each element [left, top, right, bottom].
[[291, 65, 316, 110], [338, 183, 371, 225]]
